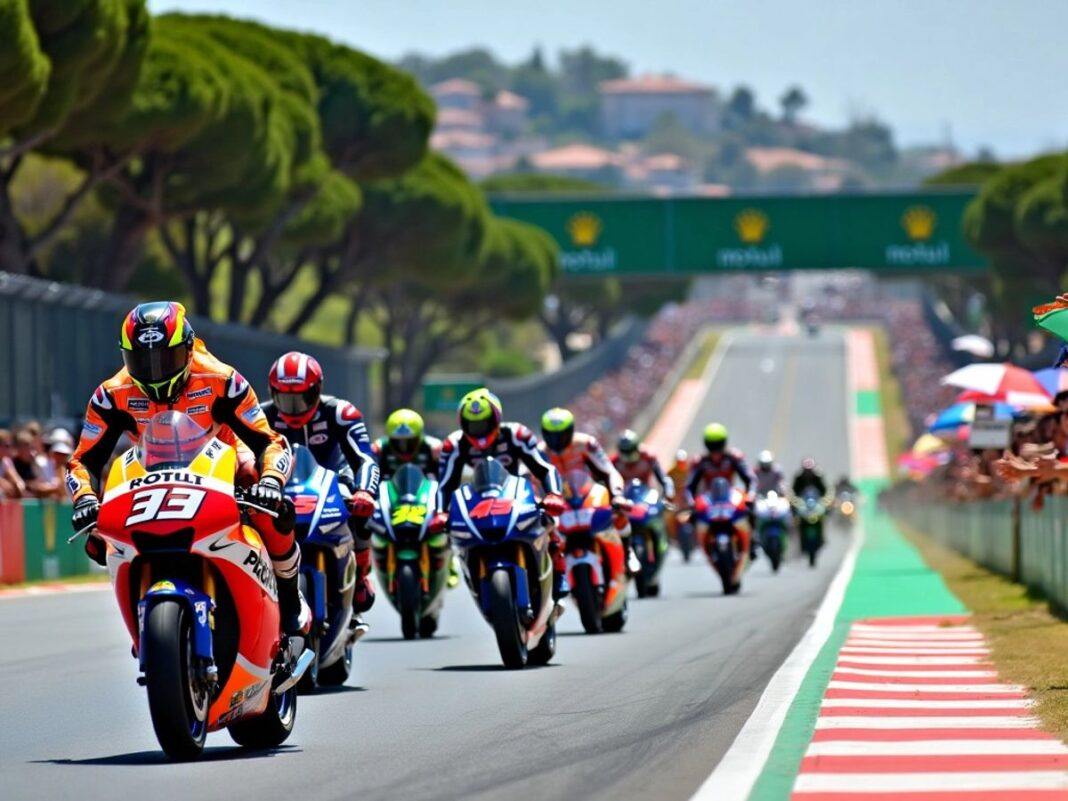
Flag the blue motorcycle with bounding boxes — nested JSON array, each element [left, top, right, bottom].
[[448, 459, 557, 669], [625, 480, 668, 599], [286, 445, 358, 688]]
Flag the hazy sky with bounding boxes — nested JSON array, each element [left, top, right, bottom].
[[149, 0, 1068, 158]]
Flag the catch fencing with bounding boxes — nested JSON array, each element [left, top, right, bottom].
[[0, 272, 381, 428], [891, 494, 1068, 610]]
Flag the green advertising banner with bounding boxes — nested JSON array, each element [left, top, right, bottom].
[[491, 190, 984, 276]]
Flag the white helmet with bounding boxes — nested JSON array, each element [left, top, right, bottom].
[[758, 450, 775, 470]]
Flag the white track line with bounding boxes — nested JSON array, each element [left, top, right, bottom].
[[820, 699, 1033, 710]]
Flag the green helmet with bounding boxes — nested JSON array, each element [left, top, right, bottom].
[[540, 407, 575, 453], [458, 388, 502, 447], [703, 422, 728, 452], [385, 408, 425, 458]]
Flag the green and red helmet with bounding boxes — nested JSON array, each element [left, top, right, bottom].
[[458, 388, 502, 448], [120, 301, 195, 404]]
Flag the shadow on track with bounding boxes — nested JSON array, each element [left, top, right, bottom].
[[36, 745, 301, 767], [361, 635, 457, 643], [431, 663, 559, 672]]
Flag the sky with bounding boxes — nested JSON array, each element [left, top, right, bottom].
[[149, 0, 1068, 159]]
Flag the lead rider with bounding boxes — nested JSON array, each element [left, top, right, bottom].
[[66, 302, 309, 635]]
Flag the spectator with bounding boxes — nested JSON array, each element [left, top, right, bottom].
[[0, 429, 26, 499]]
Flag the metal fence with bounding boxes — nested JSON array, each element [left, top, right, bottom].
[[891, 494, 1068, 610], [0, 273, 381, 428]]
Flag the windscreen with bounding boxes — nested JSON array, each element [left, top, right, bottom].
[[392, 464, 425, 499], [137, 411, 211, 470], [288, 445, 318, 486], [472, 459, 509, 493]]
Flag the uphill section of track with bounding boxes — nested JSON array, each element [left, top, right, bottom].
[[0, 329, 851, 801]]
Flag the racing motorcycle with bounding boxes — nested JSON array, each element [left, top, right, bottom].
[[371, 464, 451, 640], [753, 491, 791, 573], [558, 470, 628, 633], [448, 459, 557, 669], [693, 478, 750, 595], [77, 411, 311, 759], [625, 479, 668, 598], [286, 445, 358, 688], [836, 490, 858, 526], [795, 488, 827, 567]]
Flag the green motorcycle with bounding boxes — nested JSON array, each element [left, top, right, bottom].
[[370, 465, 452, 639]]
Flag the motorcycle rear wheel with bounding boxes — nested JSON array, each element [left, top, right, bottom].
[[488, 569, 528, 669], [229, 681, 297, 749], [398, 563, 421, 640], [571, 563, 602, 634], [316, 644, 352, 687], [527, 622, 556, 665], [143, 600, 208, 760], [602, 599, 628, 633]]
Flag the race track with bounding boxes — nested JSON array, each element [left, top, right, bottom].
[[0, 328, 852, 801]]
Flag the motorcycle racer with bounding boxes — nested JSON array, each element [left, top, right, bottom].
[[261, 351, 380, 625], [67, 302, 308, 635], [754, 450, 786, 495], [373, 408, 441, 482], [438, 389, 569, 600], [687, 423, 756, 559], [611, 429, 675, 501]]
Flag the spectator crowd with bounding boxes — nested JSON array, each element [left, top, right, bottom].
[[0, 421, 74, 501]]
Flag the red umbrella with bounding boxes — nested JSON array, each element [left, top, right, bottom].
[[942, 363, 1051, 408]]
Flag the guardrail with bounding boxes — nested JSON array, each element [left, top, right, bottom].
[[888, 494, 1068, 609]]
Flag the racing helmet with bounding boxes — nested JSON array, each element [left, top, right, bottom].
[[120, 301, 195, 404], [541, 407, 575, 453], [269, 351, 324, 427], [710, 476, 732, 502], [758, 450, 775, 471], [459, 388, 502, 449], [385, 409, 425, 459], [703, 422, 728, 454], [617, 429, 640, 462]]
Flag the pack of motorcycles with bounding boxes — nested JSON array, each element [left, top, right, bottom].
[[83, 412, 854, 759]]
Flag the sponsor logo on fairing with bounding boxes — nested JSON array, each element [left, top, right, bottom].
[[82, 421, 102, 437], [187, 405, 209, 416], [242, 550, 277, 594], [127, 398, 150, 412]]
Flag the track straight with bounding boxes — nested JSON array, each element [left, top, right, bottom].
[[791, 616, 1068, 799]]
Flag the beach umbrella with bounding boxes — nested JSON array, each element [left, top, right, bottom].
[[951, 334, 995, 359], [911, 433, 950, 456], [941, 363, 1051, 408], [928, 401, 1015, 434], [1033, 367, 1068, 398]]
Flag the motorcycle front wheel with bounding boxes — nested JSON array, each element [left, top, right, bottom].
[[143, 600, 209, 760], [570, 563, 602, 634], [397, 563, 421, 640], [488, 569, 528, 669]]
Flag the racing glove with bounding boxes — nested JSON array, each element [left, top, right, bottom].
[[349, 490, 376, 519], [611, 495, 632, 513], [248, 475, 284, 512], [541, 493, 567, 517], [429, 511, 450, 533], [71, 495, 100, 533]]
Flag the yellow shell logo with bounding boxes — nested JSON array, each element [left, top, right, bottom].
[[567, 212, 602, 248], [734, 208, 769, 244], [902, 205, 936, 241]]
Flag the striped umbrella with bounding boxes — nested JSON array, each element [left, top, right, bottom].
[[928, 401, 1016, 434], [1033, 367, 1068, 398]]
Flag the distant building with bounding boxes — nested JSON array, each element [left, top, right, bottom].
[[486, 90, 530, 136], [624, 152, 701, 194], [599, 74, 719, 139], [745, 146, 851, 191], [529, 143, 623, 184], [429, 78, 482, 112]]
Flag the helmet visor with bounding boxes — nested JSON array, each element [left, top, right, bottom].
[[390, 434, 420, 457], [122, 343, 190, 387], [543, 428, 572, 452], [272, 385, 321, 417], [463, 416, 498, 441]]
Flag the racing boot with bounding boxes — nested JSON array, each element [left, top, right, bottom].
[[351, 547, 374, 637], [276, 573, 312, 637], [448, 553, 462, 589], [549, 527, 569, 620]]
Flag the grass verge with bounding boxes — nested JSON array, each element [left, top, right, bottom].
[[683, 329, 721, 380], [901, 523, 1068, 740], [868, 325, 910, 467]]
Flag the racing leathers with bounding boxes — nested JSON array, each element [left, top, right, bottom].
[[262, 395, 381, 612], [373, 435, 442, 482], [438, 423, 569, 597], [67, 340, 300, 608], [792, 468, 833, 505], [754, 462, 786, 496], [687, 448, 755, 499], [612, 447, 675, 501]]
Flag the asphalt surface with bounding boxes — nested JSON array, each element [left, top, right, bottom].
[[0, 328, 851, 801]]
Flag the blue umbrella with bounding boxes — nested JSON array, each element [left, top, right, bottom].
[[928, 401, 1017, 434]]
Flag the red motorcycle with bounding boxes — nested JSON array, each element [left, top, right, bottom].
[[83, 411, 312, 759]]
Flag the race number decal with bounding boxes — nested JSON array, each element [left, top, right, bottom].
[[391, 504, 427, 526], [125, 487, 207, 526], [469, 499, 513, 518]]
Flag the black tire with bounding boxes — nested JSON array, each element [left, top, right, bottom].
[[316, 644, 352, 687], [418, 614, 439, 639], [765, 540, 783, 573], [571, 563, 602, 634], [296, 573, 318, 690], [143, 600, 208, 760], [808, 549, 817, 568], [397, 563, 420, 641], [228, 683, 297, 749], [602, 599, 628, 633], [647, 583, 661, 598], [632, 535, 649, 598], [527, 622, 556, 665], [488, 569, 527, 669]]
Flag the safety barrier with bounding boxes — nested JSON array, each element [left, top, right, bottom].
[[0, 499, 94, 584], [890, 493, 1068, 610]]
